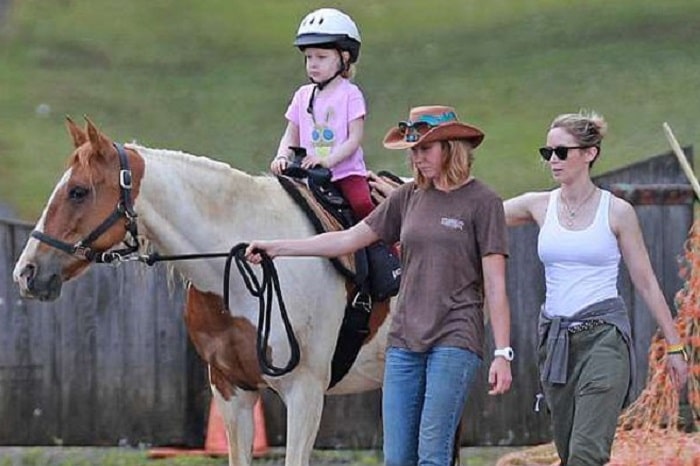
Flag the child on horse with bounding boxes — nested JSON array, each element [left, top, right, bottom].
[[269, 7, 374, 221]]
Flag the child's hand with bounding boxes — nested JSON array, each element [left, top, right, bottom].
[[301, 154, 326, 169], [270, 156, 289, 175]]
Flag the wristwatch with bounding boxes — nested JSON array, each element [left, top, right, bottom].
[[494, 346, 515, 362]]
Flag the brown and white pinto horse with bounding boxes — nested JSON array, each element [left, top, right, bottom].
[[13, 118, 391, 466]]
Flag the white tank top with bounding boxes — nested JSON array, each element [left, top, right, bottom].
[[537, 188, 620, 317]]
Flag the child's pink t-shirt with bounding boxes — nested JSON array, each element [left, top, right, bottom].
[[285, 78, 367, 181]]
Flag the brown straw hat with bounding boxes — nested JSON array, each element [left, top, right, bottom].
[[382, 105, 485, 150]]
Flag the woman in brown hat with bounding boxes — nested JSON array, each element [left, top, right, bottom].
[[246, 105, 513, 465]]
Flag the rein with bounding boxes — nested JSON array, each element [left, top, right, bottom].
[[31, 143, 300, 377]]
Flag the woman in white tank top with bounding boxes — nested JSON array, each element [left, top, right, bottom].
[[504, 110, 687, 465]]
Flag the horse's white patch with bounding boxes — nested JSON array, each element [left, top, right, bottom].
[[36, 168, 72, 234], [12, 169, 72, 283]]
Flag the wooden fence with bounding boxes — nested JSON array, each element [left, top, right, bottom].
[[0, 148, 693, 448], [0, 218, 208, 447]]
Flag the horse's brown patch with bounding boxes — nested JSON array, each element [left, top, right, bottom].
[[184, 285, 266, 400], [368, 299, 390, 342]]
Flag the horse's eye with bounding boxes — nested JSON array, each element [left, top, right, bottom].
[[68, 186, 90, 202]]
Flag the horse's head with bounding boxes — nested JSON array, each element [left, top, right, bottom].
[[13, 117, 144, 301]]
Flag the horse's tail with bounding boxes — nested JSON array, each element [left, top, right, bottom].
[[452, 421, 463, 465]]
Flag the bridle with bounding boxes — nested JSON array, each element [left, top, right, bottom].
[[30, 143, 140, 264]]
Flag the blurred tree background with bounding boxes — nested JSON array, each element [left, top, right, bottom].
[[1, 0, 698, 220]]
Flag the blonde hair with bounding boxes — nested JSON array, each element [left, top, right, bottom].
[[550, 109, 608, 153], [341, 53, 356, 79], [549, 109, 608, 168], [412, 139, 475, 189]]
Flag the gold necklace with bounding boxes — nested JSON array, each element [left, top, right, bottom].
[[560, 186, 598, 227]]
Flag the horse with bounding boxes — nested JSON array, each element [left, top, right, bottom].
[[12, 117, 393, 466]]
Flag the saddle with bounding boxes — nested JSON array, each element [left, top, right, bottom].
[[278, 147, 401, 300], [277, 148, 402, 387]]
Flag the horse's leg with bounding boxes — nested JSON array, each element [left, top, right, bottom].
[[211, 382, 258, 466], [280, 371, 326, 466], [184, 285, 267, 466]]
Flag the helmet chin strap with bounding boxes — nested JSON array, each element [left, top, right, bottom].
[[310, 66, 343, 90]]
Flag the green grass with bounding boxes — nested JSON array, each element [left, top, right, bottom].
[[0, 446, 522, 465], [1, 0, 699, 220]]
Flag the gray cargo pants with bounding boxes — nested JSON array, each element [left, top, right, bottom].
[[540, 324, 630, 466]]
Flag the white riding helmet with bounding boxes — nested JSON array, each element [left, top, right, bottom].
[[294, 8, 361, 63]]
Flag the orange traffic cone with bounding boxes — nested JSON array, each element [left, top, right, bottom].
[[204, 399, 229, 455], [147, 399, 228, 459], [147, 397, 268, 459], [207, 398, 268, 457], [252, 398, 269, 457]]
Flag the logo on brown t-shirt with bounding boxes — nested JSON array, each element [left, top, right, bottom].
[[440, 217, 464, 231]]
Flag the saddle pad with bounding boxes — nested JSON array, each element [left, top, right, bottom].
[[277, 176, 356, 278]]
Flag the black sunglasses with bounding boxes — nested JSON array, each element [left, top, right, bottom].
[[539, 145, 594, 161]]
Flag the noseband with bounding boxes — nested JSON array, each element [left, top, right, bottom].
[[30, 143, 140, 264]]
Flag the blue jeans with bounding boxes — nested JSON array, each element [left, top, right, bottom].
[[382, 346, 482, 466]]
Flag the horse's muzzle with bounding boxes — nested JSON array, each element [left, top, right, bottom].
[[16, 263, 63, 301]]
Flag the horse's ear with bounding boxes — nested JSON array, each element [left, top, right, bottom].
[[84, 116, 114, 156], [65, 116, 87, 148]]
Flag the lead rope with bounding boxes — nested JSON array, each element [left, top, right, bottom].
[[224, 243, 300, 376], [145, 243, 300, 377]]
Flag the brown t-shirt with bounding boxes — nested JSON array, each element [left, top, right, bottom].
[[363, 179, 508, 356]]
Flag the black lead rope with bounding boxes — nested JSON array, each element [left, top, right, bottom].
[[224, 244, 301, 377], [146, 243, 300, 377], [143, 251, 229, 266]]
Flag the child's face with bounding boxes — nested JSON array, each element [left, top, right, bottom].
[[304, 47, 341, 83]]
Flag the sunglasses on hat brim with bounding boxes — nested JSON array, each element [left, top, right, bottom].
[[397, 111, 459, 143], [398, 121, 437, 143]]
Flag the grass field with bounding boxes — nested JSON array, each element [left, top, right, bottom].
[[1, 0, 699, 220], [0, 446, 523, 466]]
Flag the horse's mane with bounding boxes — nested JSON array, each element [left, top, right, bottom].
[[124, 143, 291, 217], [136, 237, 182, 292], [67, 147, 98, 173], [125, 143, 252, 178], [66, 146, 103, 190], [66, 142, 257, 197]]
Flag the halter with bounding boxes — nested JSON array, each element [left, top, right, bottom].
[[30, 143, 140, 264]]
